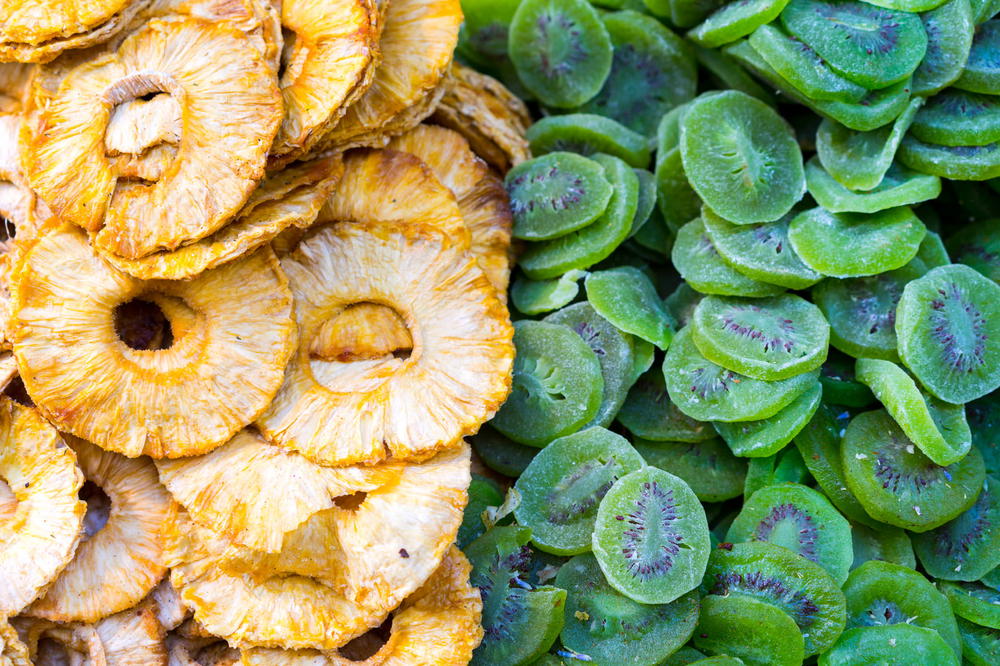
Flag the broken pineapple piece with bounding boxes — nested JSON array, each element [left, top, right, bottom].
[[388, 125, 514, 298], [1, 618, 29, 666], [257, 221, 513, 466], [155, 428, 401, 553], [10, 224, 296, 459], [24, 18, 282, 260], [316, 0, 461, 151], [27, 437, 173, 623], [431, 62, 531, 173], [240, 547, 483, 665], [97, 155, 344, 280], [0, 398, 85, 617], [269, 0, 378, 164], [309, 303, 412, 362]]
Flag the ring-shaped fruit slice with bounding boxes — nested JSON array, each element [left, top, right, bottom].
[[27, 436, 173, 622], [11, 224, 296, 459], [0, 0, 130, 46], [24, 17, 283, 260], [259, 221, 512, 467], [0, 398, 85, 617]]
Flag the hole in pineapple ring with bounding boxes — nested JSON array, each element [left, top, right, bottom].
[[37, 638, 75, 663], [332, 490, 368, 512], [79, 480, 111, 541], [3, 376, 33, 407], [338, 616, 393, 661], [310, 302, 414, 362], [114, 299, 173, 351]]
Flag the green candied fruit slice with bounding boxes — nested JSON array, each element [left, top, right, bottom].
[[850, 520, 916, 570], [780, 0, 928, 90], [680, 90, 805, 225], [630, 168, 657, 237], [634, 437, 748, 502], [655, 147, 703, 233], [714, 381, 823, 457], [510, 269, 588, 316], [666, 282, 706, 329], [471, 425, 538, 477], [592, 466, 711, 604], [815, 97, 923, 192], [688, 0, 791, 48], [911, 89, 1000, 147], [662, 326, 820, 423], [617, 367, 717, 442], [693, 594, 805, 666], [491, 320, 604, 447], [955, 19, 1000, 94], [957, 616, 1000, 666], [521, 153, 639, 280], [692, 42, 778, 105], [527, 113, 652, 168], [668, 0, 727, 28], [857, 0, 949, 10], [916, 230, 950, 269], [820, 349, 877, 407], [913, 0, 976, 96], [940, 580, 1000, 629], [818, 625, 959, 666], [947, 220, 1000, 283], [585, 267, 676, 349], [513, 427, 645, 555], [672, 218, 786, 297], [898, 136, 1000, 181], [788, 206, 926, 278], [805, 159, 942, 214], [855, 358, 972, 466], [458, 474, 504, 548]]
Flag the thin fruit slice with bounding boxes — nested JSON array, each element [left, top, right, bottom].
[[805, 159, 941, 214], [693, 594, 804, 666], [896, 263, 1000, 404], [911, 90, 1000, 147], [27, 437, 172, 622], [855, 357, 972, 465], [672, 217, 786, 297], [690, 293, 829, 381], [12, 225, 295, 459], [958, 616, 1000, 666], [842, 409, 985, 531], [511, 270, 587, 316], [0, 398, 85, 617], [955, 19, 1000, 93], [514, 427, 645, 555], [585, 266, 675, 349], [656, 147, 702, 233], [714, 381, 823, 457], [663, 326, 820, 422], [308, 303, 411, 363], [689, 0, 791, 48], [819, 625, 959, 666], [459, 475, 504, 548], [527, 113, 653, 168], [617, 367, 716, 443], [680, 90, 805, 225], [635, 437, 747, 503], [258, 221, 513, 465], [947, 221, 1000, 283], [899, 136, 1000, 180], [850, 521, 916, 570], [592, 466, 710, 604], [0, 0, 129, 46], [820, 350, 877, 407], [940, 581, 1000, 629], [913, 0, 975, 96]]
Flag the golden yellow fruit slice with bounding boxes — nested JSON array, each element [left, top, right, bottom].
[[0, 618, 30, 666]]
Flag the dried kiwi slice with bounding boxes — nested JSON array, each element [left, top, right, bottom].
[[895, 264, 1000, 404], [850, 520, 916, 570], [958, 616, 1000, 666], [693, 594, 805, 666], [511, 270, 588, 316], [788, 206, 927, 278], [688, 0, 792, 48], [662, 327, 820, 422], [655, 148, 704, 234], [841, 409, 985, 531], [557, 554, 700, 665], [459, 475, 505, 549], [592, 466, 711, 604], [819, 624, 960, 666], [690, 293, 829, 381], [947, 220, 1000, 283], [820, 350, 877, 407], [911, 90, 1000, 147], [507, 153, 614, 241], [701, 540, 847, 656], [617, 368, 716, 442], [672, 218, 786, 297], [714, 381, 823, 457], [514, 427, 645, 555], [805, 159, 942, 214], [954, 19, 1000, 94], [780, 0, 928, 90], [630, 169, 658, 238], [527, 114, 653, 168], [692, 42, 779, 105], [508, 0, 613, 108], [913, 0, 976, 96], [680, 90, 805, 225], [855, 358, 972, 465], [634, 437, 747, 502], [471, 425, 539, 477], [491, 320, 604, 447], [585, 267, 676, 349], [940, 580, 1000, 629]]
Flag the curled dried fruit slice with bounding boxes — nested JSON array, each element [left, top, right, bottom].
[[96, 155, 344, 280], [11, 225, 296, 458], [388, 125, 514, 298], [27, 437, 172, 622], [319, 0, 462, 150], [24, 18, 283, 260], [258, 222, 512, 466], [0, 398, 85, 617]]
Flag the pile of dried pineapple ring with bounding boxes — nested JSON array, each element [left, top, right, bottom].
[[0, 0, 528, 662]]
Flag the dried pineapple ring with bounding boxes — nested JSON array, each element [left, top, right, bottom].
[[268, 0, 378, 164], [431, 63, 531, 173], [388, 124, 514, 298], [0, 619, 30, 666], [27, 437, 173, 623], [155, 428, 401, 553], [318, 0, 461, 151], [0, 0, 132, 46], [0, 398, 85, 617], [11, 225, 296, 459], [310, 303, 412, 362], [240, 547, 483, 665], [257, 222, 513, 466], [24, 18, 282, 260], [96, 155, 344, 280]]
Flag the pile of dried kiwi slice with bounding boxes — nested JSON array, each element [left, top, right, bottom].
[[460, 0, 1000, 663]]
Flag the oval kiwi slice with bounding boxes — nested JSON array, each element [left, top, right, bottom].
[[692, 41, 779, 105], [592, 466, 711, 604], [898, 136, 1000, 181], [655, 148, 703, 234], [510, 269, 588, 316], [911, 475, 1000, 581], [507, 152, 614, 241], [913, 0, 975, 96], [527, 113, 653, 168], [958, 616, 1000, 666], [895, 263, 1000, 404], [850, 520, 916, 570], [514, 427, 645, 555], [634, 437, 748, 502], [672, 218, 786, 297], [662, 326, 821, 423], [819, 624, 960, 666], [617, 368, 716, 443], [491, 320, 604, 447], [780, 0, 928, 90], [713, 380, 823, 457], [557, 554, 700, 664], [954, 19, 1000, 94], [471, 425, 539, 477], [585, 267, 676, 350], [688, 0, 792, 48], [680, 90, 805, 225], [690, 293, 829, 381], [841, 409, 985, 532], [693, 594, 805, 666], [727, 482, 853, 584], [806, 159, 942, 214], [855, 357, 972, 466], [701, 540, 847, 656], [940, 580, 1000, 629], [508, 0, 613, 108], [911, 89, 1000, 147], [947, 220, 1000, 283]]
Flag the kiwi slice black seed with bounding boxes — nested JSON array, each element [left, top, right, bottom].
[[634, 437, 747, 502]]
